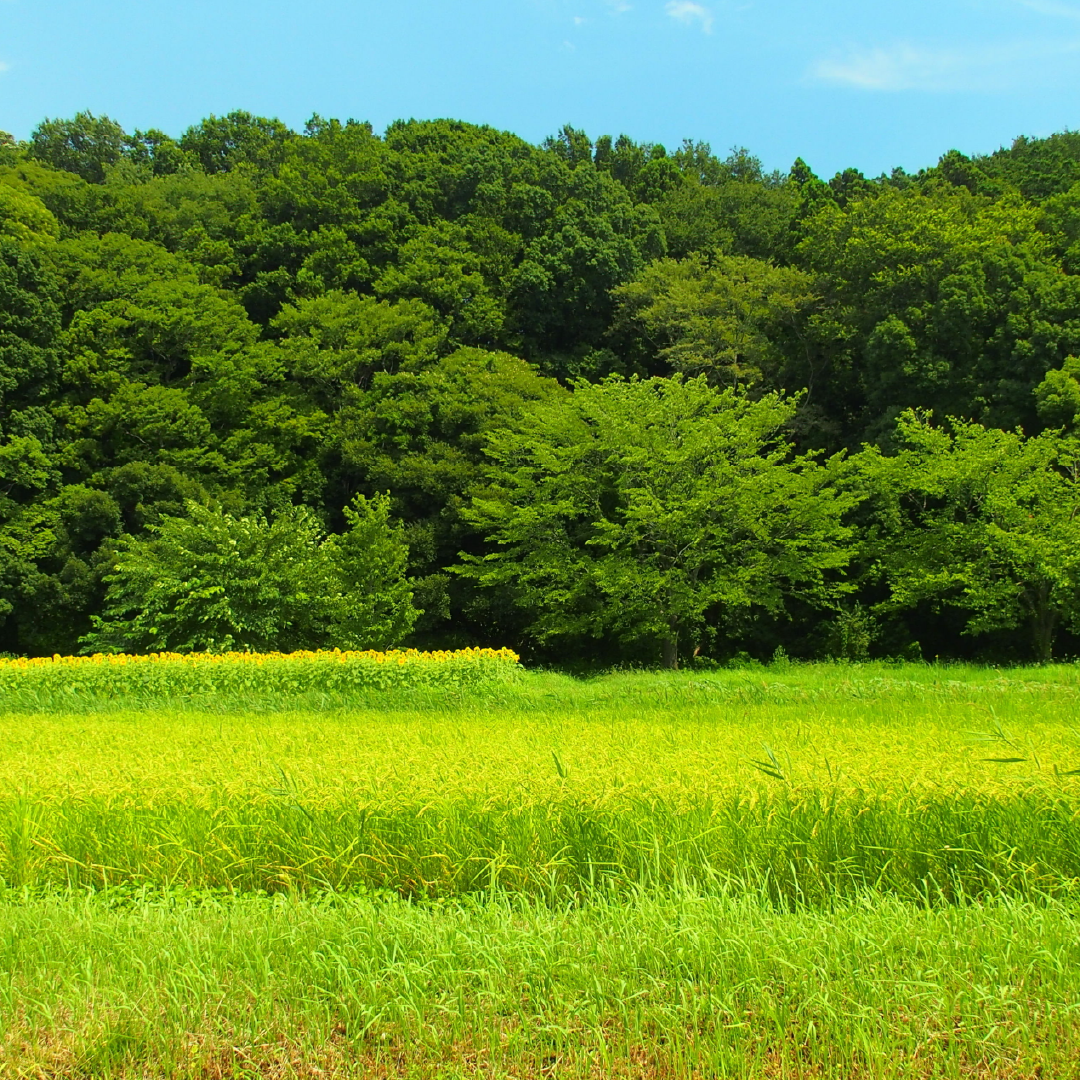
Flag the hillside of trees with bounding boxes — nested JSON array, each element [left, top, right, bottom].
[[6, 110, 1080, 664]]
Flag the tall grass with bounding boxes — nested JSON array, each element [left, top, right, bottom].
[[3, 655, 1077, 712], [5, 664, 1080, 1076], [3, 665, 1080, 905], [5, 784, 1080, 905], [2, 888, 1078, 1078]]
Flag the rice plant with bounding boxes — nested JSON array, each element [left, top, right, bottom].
[[3, 662, 1080, 905]]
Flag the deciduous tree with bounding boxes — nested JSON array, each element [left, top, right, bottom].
[[863, 412, 1080, 662], [83, 496, 418, 654], [459, 375, 854, 666]]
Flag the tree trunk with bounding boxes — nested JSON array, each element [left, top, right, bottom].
[[662, 632, 679, 670], [1031, 582, 1057, 664]]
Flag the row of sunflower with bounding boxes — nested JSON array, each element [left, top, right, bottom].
[[0, 647, 522, 701]]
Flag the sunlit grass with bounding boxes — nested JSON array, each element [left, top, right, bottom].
[[3, 664, 1080, 903], [2, 888, 1078, 1078], [5, 663, 1080, 1075]]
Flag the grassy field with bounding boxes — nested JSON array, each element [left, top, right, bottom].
[[4, 889, 1078, 1078], [3, 662, 1080, 1076]]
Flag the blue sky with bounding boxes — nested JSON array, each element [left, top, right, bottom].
[[2, 0, 1079, 178]]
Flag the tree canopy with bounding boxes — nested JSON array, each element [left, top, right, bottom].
[[458, 376, 854, 667], [5, 110, 1080, 662], [84, 495, 417, 654]]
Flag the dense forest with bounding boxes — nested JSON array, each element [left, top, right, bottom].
[[5, 110, 1080, 665]]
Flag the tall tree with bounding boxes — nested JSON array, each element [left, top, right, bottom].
[[800, 186, 1080, 445], [179, 111, 294, 175], [29, 112, 129, 184], [459, 375, 854, 666], [611, 252, 817, 387], [509, 166, 662, 372], [337, 347, 564, 642], [83, 496, 418, 654], [863, 412, 1080, 662]]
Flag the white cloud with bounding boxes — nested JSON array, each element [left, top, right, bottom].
[[810, 39, 1080, 91], [0, 62, 8, 74], [607, 0, 632, 12], [573, 14, 587, 24], [666, 0, 713, 32]]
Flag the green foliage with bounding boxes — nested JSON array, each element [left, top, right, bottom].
[[83, 496, 418, 654], [0, 185, 59, 247], [0, 129, 15, 167], [460, 375, 854, 666], [7, 107, 1080, 661], [612, 252, 817, 385], [124, 127, 195, 176], [89, 168, 259, 285], [659, 147, 801, 261], [823, 603, 876, 660], [800, 186, 1080, 443], [863, 412, 1080, 661], [1034, 355, 1080, 428], [509, 166, 661, 369], [178, 111, 294, 175], [272, 290, 445, 408], [0, 240, 61, 417], [337, 348, 564, 639], [326, 492, 420, 648], [0, 483, 123, 656], [373, 221, 505, 346], [29, 111, 129, 184], [975, 130, 1080, 201]]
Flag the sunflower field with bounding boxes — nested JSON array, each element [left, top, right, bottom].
[[0, 647, 522, 705]]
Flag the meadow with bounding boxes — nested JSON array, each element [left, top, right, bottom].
[[3, 658, 1080, 1077]]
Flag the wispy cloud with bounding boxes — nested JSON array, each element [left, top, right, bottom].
[[607, 0, 632, 12], [1015, 0, 1080, 18], [666, 0, 713, 33], [812, 45, 973, 90], [0, 62, 9, 74], [810, 39, 1080, 91], [573, 15, 587, 24]]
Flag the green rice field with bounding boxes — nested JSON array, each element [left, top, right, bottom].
[[3, 663, 1080, 1077]]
